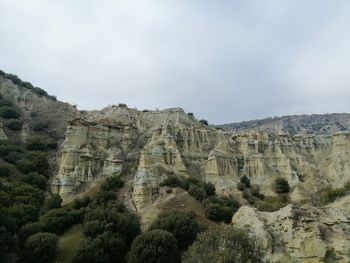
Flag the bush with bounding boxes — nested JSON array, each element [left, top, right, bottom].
[[149, 211, 201, 249], [18, 222, 43, 246], [205, 203, 233, 223], [72, 196, 91, 209], [21, 173, 47, 190], [182, 226, 264, 263], [0, 163, 13, 177], [255, 196, 288, 212], [84, 209, 140, 245], [25, 138, 48, 151], [0, 106, 20, 119], [188, 185, 207, 201], [72, 232, 127, 263], [39, 208, 74, 234], [199, 119, 209, 125], [0, 98, 14, 107], [128, 230, 178, 263], [22, 232, 58, 263], [100, 176, 124, 191], [32, 123, 48, 132], [93, 191, 117, 205], [274, 178, 290, 194], [44, 194, 62, 211], [240, 175, 251, 188], [204, 182, 216, 196], [203, 195, 240, 223], [7, 120, 22, 130], [46, 138, 58, 149], [16, 152, 49, 176]]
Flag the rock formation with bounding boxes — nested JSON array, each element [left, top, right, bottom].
[[232, 198, 350, 262]]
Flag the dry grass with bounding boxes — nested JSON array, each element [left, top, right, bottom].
[[56, 224, 84, 263]]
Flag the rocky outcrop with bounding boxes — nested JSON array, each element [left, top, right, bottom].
[[52, 102, 350, 211], [232, 199, 350, 262]]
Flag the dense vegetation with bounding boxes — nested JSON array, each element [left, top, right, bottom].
[[182, 225, 264, 263], [161, 175, 240, 223], [0, 70, 57, 101]]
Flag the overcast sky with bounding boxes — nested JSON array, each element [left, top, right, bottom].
[[1, 1, 350, 124]]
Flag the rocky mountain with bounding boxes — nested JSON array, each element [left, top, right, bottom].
[[218, 113, 350, 135], [1, 71, 350, 262]]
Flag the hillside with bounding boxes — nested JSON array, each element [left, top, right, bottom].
[[1, 70, 350, 262], [218, 113, 350, 135]]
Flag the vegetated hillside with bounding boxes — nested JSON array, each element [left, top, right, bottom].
[[217, 113, 350, 135], [2, 70, 350, 262]]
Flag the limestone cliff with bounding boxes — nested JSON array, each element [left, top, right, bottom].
[[52, 105, 350, 210], [232, 198, 350, 262]]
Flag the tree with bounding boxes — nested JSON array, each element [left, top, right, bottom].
[[274, 178, 290, 194], [84, 209, 140, 245], [72, 232, 127, 263], [39, 208, 73, 234], [204, 182, 216, 196], [188, 185, 207, 201], [0, 106, 20, 119], [44, 194, 62, 210], [149, 211, 201, 248], [7, 120, 22, 130], [128, 230, 178, 263], [240, 175, 251, 188], [21, 172, 47, 190], [100, 176, 124, 191], [205, 203, 233, 223], [22, 232, 58, 263], [18, 222, 43, 246], [0, 162, 13, 177], [199, 119, 209, 125], [25, 138, 48, 151], [182, 226, 264, 263]]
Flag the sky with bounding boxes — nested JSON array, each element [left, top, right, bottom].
[[0, 1, 350, 124]]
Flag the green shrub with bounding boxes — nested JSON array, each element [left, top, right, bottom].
[[39, 208, 74, 234], [199, 119, 209, 125], [20, 172, 47, 190], [84, 209, 140, 245], [46, 138, 58, 149], [0, 106, 20, 119], [7, 120, 22, 130], [25, 138, 48, 151], [100, 176, 124, 191], [0, 98, 14, 107], [204, 182, 216, 196], [0, 162, 13, 177], [204, 203, 233, 223], [274, 178, 290, 194], [188, 185, 207, 201], [93, 191, 117, 205], [72, 196, 91, 209], [72, 232, 127, 263], [240, 175, 251, 188], [202, 195, 240, 223], [18, 222, 43, 246], [255, 196, 288, 212], [149, 211, 201, 249], [183, 226, 264, 263], [128, 230, 178, 263], [16, 152, 49, 176], [22, 232, 58, 263], [32, 123, 48, 132], [44, 194, 62, 211]]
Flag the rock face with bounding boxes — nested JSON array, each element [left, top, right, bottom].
[[219, 113, 350, 135], [52, 103, 350, 212], [232, 199, 350, 262]]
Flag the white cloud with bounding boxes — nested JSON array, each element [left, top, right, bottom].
[[0, 0, 349, 123]]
